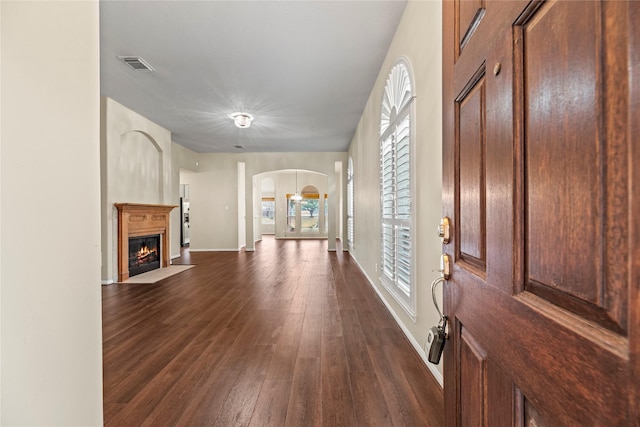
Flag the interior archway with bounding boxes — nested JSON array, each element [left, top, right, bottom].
[[252, 169, 328, 242]]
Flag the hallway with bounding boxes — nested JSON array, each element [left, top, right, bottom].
[[102, 237, 444, 426]]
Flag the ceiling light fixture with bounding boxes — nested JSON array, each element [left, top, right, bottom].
[[230, 112, 253, 129]]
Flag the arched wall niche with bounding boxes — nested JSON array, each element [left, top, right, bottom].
[[118, 130, 164, 203]]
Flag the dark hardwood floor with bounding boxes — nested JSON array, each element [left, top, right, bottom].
[[102, 237, 444, 426]]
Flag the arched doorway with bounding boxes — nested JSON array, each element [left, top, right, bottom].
[[253, 169, 328, 241], [286, 184, 327, 237]]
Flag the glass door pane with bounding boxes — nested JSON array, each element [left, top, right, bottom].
[[324, 196, 329, 233], [287, 197, 296, 232], [261, 200, 275, 225], [300, 197, 319, 233]]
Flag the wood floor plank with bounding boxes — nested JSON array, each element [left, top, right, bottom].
[[339, 308, 375, 373], [368, 342, 432, 426], [285, 357, 322, 427], [297, 302, 322, 359], [321, 335, 358, 426], [350, 370, 394, 426], [265, 313, 304, 381], [248, 379, 292, 427], [102, 237, 444, 426], [174, 368, 241, 426], [214, 344, 274, 426], [138, 329, 251, 426]]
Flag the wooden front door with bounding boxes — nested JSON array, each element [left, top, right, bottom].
[[442, 1, 639, 425]]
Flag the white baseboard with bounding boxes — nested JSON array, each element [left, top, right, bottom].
[[101, 279, 114, 285], [349, 254, 444, 388], [188, 248, 242, 252]]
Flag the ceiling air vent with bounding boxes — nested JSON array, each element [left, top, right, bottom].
[[118, 56, 155, 72]]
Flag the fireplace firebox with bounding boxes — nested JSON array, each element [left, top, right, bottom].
[[128, 235, 161, 277]]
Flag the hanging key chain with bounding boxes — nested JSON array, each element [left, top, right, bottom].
[[427, 276, 447, 364]]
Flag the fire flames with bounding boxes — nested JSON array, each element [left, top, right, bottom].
[[135, 244, 158, 265]]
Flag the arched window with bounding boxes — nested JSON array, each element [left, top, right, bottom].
[[379, 59, 415, 316], [347, 156, 354, 251]]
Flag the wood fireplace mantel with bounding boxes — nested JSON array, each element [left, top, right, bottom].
[[115, 203, 177, 282]]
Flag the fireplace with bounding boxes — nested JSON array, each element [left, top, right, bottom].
[[115, 203, 177, 282], [128, 235, 161, 277]]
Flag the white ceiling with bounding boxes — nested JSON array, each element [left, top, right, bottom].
[[100, 0, 408, 153]]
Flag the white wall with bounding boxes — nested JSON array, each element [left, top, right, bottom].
[[1, 2, 103, 424], [101, 97, 173, 283], [348, 0, 444, 384], [183, 152, 241, 251], [0, 2, 3, 419]]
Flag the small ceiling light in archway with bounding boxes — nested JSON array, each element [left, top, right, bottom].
[[292, 170, 302, 201], [230, 112, 253, 128]]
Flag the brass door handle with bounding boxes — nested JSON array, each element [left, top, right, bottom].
[[440, 254, 451, 280], [437, 217, 450, 244]]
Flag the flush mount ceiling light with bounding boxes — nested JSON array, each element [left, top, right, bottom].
[[230, 112, 253, 129]]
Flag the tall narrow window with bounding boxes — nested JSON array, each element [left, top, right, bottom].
[[347, 156, 354, 251], [323, 194, 329, 233], [380, 59, 415, 316], [261, 198, 275, 225], [287, 197, 296, 232]]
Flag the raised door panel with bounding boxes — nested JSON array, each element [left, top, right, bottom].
[[456, 0, 485, 53], [521, 392, 553, 427], [519, 0, 628, 334], [459, 327, 486, 427], [456, 71, 487, 273]]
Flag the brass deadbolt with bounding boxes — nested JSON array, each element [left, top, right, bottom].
[[438, 217, 450, 244]]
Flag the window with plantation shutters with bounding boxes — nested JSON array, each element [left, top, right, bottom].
[[347, 157, 354, 251], [379, 60, 415, 316]]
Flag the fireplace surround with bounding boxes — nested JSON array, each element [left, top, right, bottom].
[[114, 203, 177, 282]]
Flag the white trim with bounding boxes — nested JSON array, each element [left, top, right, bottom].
[[171, 253, 181, 260], [101, 280, 114, 285], [275, 237, 329, 240], [188, 248, 244, 252], [379, 58, 417, 319], [350, 254, 444, 388], [379, 277, 416, 322]]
